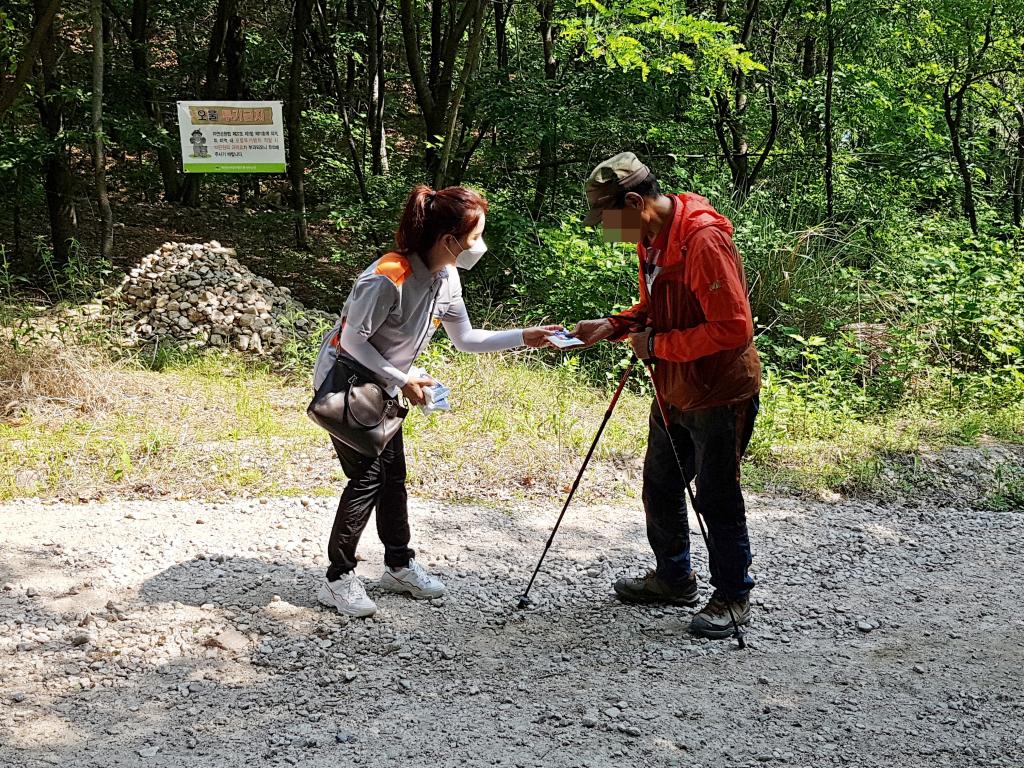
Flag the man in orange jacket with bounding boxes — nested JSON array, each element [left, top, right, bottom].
[[573, 152, 762, 639]]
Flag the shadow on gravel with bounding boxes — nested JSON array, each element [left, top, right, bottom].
[[139, 555, 325, 610]]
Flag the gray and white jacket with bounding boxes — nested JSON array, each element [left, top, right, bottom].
[[313, 251, 525, 392]]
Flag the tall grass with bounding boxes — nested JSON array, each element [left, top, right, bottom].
[[2, 326, 1022, 504]]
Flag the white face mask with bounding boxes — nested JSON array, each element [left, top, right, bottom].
[[451, 236, 487, 270]]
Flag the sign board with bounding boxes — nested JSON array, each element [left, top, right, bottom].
[[177, 100, 286, 173]]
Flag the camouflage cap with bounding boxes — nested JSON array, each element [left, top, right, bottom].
[[583, 151, 652, 226]]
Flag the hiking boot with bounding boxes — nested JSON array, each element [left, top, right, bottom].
[[379, 559, 446, 599], [613, 570, 699, 606], [689, 592, 751, 639], [318, 573, 377, 618]]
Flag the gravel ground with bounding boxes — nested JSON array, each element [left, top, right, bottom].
[[1, 483, 1022, 768]]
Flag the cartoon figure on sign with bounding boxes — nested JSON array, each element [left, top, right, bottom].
[[189, 129, 209, 158]]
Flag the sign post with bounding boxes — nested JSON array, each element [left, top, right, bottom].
[[176, 100, 286, 173]]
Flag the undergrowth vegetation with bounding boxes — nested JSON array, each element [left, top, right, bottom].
[[2, 292, 1022, 505], [3, 0, 1024, 506], [3, 171, 1023, 506]]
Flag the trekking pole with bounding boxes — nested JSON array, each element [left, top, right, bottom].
[[643, 361, 747, 650], [517, 357, 637, 609]]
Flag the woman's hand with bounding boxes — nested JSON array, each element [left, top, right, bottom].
[[401, 375, 435, 406], [523, 325, 565, 348], [571, 318, 616, 347]]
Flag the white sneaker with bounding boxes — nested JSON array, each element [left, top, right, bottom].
[[379, 559, 446, 599], [318, 573, 377, 617]]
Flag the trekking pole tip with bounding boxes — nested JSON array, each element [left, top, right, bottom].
[[516, 595, 532, 610]]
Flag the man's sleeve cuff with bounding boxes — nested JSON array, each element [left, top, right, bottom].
[[605, 314, 627, 329], [605, 315, 633, 341]]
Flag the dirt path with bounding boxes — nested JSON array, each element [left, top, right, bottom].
[[1, 488, 1021, 767]]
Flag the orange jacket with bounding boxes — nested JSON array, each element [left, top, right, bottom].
[[608, 193, 762, 411]]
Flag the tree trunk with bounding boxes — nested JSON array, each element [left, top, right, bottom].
[[436, 0, 486, 187], [730, 140, 751, 203], [494, 0, 512, 75], [0, 0, 61, 119], [287, 0, 311, 248], [455, 121, 489, 183], [531, 0, 558, 218], [533, 133, 558, 218], [401, 0, 440, 177], [539, 1, 558, 81], [801, 34, 816, 79], [91, 0, 113, 259], [1013, 105, 1023, 228], [225, 14, 248, 99], [102, 6, 113, 46], [345, 0, 356, 94], [367, 0, 389, 175], [944, 85, 978, 235], [823, 0, 835, 220], [130, 0, 181, 202], [180, 0, 237, 207], [429, 0, 442, 91], [308, 0, 368, 201], [203, 0, 235, 98], [225, 12, 256, 205], [712, 0, 761, 206], [179, 171, 201, 211], [400, 0, 480, 182], [34, 0, 77, 266], [730, 62, 751, 205]]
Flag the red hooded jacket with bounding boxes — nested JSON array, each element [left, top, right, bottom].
[[607, 193, 762, 411]]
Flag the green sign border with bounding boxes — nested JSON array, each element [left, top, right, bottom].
[[184, 162, 285, 173]]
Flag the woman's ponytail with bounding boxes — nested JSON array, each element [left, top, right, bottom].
[[395, 184, 487, 256], [395, 185, 432, 255]]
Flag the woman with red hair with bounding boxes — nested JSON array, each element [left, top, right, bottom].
[[312, 185, 559, 617]]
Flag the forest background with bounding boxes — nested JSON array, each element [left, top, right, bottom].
[[1, 0, 1023, 504]]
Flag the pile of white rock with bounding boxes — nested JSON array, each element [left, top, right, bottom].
[[115, 241, 332, 354]]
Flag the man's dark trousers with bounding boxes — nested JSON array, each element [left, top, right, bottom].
[[642, 396, 758, 599]]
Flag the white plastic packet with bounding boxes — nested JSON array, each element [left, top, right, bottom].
[[422, 382, 451, 413], [548, 330, 586, 348], [409, 366, 451, 414]]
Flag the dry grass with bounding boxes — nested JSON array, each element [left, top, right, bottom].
[[2, 318, 1022, 505], [0, 334, 650, 502], [1, 341, 130, 420]]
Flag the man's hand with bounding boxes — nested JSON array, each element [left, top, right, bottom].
[[401, 375, 434, 406], [571, 318, 616, 347], [630, 328, 655, 361], [523, 324, 565, 348]]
